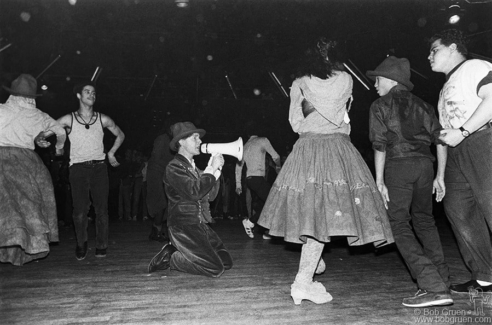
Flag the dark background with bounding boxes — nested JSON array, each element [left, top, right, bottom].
[[1, 0, 491, 159]]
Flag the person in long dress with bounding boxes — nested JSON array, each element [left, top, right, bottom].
[[0, 74, 66, 266], [258, 38, 394, 305]]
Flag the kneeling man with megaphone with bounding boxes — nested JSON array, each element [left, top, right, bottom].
[[148, 121, 234, 277]]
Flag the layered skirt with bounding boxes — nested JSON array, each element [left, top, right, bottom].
[[0, 147, 59, 266], [258, 133, 394, 246]]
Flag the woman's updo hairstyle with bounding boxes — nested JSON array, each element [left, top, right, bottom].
[[296, 36, 346, 80]]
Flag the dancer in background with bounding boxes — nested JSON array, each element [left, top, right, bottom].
[[0, 74, 66, 265], [235, 125, 281, 239], [258, 38, 394, 305], [146, 118, 177, 242]]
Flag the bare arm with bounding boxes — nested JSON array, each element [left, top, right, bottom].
[[101, 114, 125, 167], [264, 138, 281, 171], [235, 161, 244, 194], [57, 114, 74, 130], [35, 113, 71, 154], [433, 144, 447, 202], [374, 149, 389, 209]]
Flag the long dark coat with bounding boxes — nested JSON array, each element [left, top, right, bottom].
[[164, 154, 232, 277]]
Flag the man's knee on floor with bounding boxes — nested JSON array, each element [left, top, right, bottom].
[[204, 263, 226, 278], [218, 250, 233, 270]]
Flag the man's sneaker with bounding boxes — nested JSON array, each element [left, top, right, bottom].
[[75, 242, 88, 261], [95, 248, 107, 258], [450, 280, 492, 293], [242, 219, 254, 238], [402, 289, 453, 308]]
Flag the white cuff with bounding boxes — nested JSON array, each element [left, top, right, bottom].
[[204, 166, 221, 180]]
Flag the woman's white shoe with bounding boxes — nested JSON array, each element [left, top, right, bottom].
[[291, 281, 333, 305]]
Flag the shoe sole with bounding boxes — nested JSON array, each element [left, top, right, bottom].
[[244, 231, 254, 238], [76, 249, 88, 261], [450, 289, 471, 294], [402, 298, 453, 308], [76, 254, 87, 261], [451, 289, 492, 294], [148, 245, 169, 273], [242, 221, 254, 238], [291, 292, 333, 305]]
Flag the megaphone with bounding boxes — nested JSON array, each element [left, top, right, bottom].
[[201, 137, 243, 161]]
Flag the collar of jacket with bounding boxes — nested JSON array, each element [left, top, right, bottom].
[[175, 154, 199, 178]]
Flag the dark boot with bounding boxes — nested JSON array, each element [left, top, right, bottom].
[[149, 225, 169, 242], [148, 243, 177, 273], [75, 241, 88, 261]]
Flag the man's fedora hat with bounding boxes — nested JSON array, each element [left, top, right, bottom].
[[3, 74, 42, 98], [170, 122, 206, 151], [366, 56, 414, 91]]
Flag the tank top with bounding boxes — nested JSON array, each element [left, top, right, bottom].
[[68, 112, 106, 165]]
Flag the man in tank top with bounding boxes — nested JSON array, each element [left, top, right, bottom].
[[54, 82, 125, 260]]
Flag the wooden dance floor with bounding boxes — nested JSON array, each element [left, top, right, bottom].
[[1, 214, 491, 325]]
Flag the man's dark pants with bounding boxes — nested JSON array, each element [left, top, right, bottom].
[[386, 157, 450, 292], [169, 223, 233, 278], [69, 163, 109, 250], [146, 165, 168, 227], [246, 176, 271, 224], [443, 128, 492, 283]]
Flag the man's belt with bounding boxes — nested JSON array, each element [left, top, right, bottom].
[[246, 175, 263, 179], [73, 159, 106, 166]]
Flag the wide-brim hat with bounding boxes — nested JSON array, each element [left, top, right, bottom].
[[169, 122, 206, 151], [366, 56, 414, 91], [2, 74, 42, 98]]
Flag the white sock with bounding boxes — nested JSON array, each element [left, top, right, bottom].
[[477, 280, 492, 286], [295, 238, 324, 284]]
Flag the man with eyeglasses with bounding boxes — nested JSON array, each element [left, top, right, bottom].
[[428, 29, 492, 294]]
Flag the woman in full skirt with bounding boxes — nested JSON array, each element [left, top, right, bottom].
[[258, 37, 394, 305]]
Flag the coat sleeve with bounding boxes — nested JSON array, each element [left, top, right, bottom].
[[369, 100, 388, 153], [207, 176, 220, 201], [166, 161, 217, 202]]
